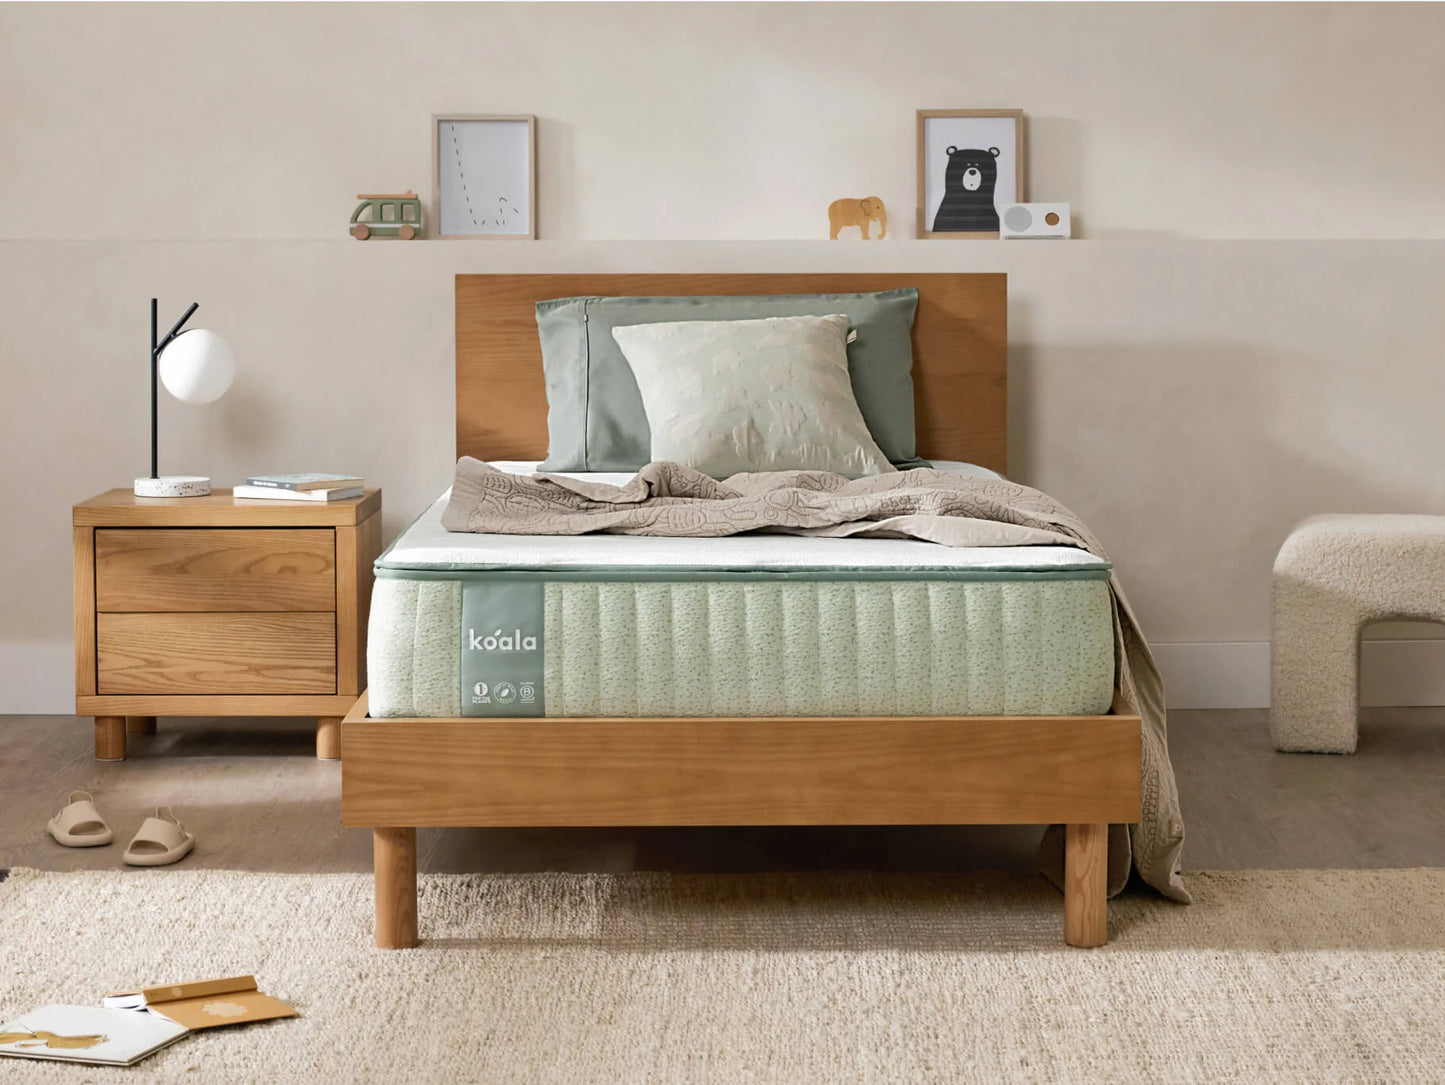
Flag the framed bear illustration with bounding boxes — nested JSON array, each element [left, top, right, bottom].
[[916, 110, 1025, 239]]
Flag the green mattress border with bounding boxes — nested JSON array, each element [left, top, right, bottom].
[[375, 564, 1112, 583]]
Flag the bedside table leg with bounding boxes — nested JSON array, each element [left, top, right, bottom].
[[316, 716, 342, 761], [126, 715, 156, 735], [94, 717, 126, 761]]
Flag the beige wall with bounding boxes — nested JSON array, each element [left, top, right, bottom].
[[3, 3, 1444, 241], [3, 3, 1445, 708]]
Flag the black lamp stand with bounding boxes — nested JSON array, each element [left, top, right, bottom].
[[149, 298, 200, 481]]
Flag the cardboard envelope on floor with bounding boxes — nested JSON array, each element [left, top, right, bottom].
[[102, 976, 298, 1031]]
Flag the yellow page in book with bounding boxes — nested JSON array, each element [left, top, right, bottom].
[[105, 976, 298, 1031]]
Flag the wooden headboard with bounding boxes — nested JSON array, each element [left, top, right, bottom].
[[456, 273, 1007, 472]]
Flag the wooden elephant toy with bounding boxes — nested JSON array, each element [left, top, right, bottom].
[[828, 197, 887, 240]]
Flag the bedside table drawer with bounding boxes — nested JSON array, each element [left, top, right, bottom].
[[97, 613, 337, 694], [95, 528, 335, 613]]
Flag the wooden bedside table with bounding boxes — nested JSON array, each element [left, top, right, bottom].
[[73, 488, 383, 761]]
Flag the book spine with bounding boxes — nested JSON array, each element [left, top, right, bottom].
[[244, 479, 300, 490]]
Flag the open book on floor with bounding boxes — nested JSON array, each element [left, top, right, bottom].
[[0, 1005, 188, 1067], [0, 976, 297, 1068]]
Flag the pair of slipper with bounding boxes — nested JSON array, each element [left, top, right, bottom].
[[47, 791, 194, 866]]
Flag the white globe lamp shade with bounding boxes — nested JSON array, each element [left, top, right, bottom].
[[134, 326, 236, 498], [158, 329, 235, 405]]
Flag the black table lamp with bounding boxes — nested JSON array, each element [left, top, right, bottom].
[[134, 298, 235, 498]]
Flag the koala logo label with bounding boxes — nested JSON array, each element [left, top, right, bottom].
[[468, 628, 538, 652], [459, 583, 545, 717], [932, 145, 1002, 234]]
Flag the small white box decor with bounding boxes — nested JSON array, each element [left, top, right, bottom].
[[1000, 203, 1071, 239]]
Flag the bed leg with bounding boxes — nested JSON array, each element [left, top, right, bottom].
[[374, 827, 418, 949], [1064, 822, 1108, 948], [94, 716, 126, 760], [316, 716, 342, 760]]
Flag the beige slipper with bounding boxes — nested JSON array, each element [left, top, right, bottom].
[[122, 806, 194, 867], [47, 791, 114, 847]]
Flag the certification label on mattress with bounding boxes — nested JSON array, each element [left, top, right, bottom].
[[460, 582, 545, 717]]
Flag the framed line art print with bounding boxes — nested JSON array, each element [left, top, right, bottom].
[[432, 115, 536, 239], [916, 110, 1025, 239]]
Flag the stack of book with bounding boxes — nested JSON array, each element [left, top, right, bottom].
[[233, 473, 364, 502]]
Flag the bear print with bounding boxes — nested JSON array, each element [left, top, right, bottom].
[[931, 146, 1001, 233]]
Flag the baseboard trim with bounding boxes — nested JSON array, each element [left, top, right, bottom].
[[1151, 642, 1270, 711], [4, 638, 1444, 715], [1154, 639, 1445, 710], [0, 642, 74, 714]]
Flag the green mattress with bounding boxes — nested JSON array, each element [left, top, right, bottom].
[[367, 493, 1118, 720]]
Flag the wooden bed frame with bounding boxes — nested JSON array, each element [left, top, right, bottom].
[[341, 273, 1142, 950]]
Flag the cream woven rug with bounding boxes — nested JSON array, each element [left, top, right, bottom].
[[2, 867, 1443, 1083]]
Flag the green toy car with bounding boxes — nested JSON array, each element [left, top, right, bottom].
[[350, 191, 423, 239]]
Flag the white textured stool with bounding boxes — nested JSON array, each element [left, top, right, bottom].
[[1272, 514, 1445, 753]]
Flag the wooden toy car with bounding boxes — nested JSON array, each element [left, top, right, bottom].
[[350, 191, 423, 239]]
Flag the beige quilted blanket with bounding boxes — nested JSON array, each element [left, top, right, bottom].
[[444, 457, 1189, 902]]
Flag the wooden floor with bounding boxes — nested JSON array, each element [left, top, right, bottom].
[[3, 708, 1444, 876]]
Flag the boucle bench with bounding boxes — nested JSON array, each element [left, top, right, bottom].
[[1271, 514, 1445, 753]]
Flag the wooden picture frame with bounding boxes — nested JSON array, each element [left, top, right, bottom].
[[431, 114, 537, 240], [916, 109, 1025, 240]]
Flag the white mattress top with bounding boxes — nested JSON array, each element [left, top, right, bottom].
[[380, 461, 1108, 572]]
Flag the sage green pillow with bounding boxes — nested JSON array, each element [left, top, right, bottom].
[[611, 314, 895, 479], [535, 288, 923, 472]]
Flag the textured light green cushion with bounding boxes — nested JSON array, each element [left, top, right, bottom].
[[535, 288, 923, 472], [368, 576, 1116, 718], [611, 314, 894, 479]]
